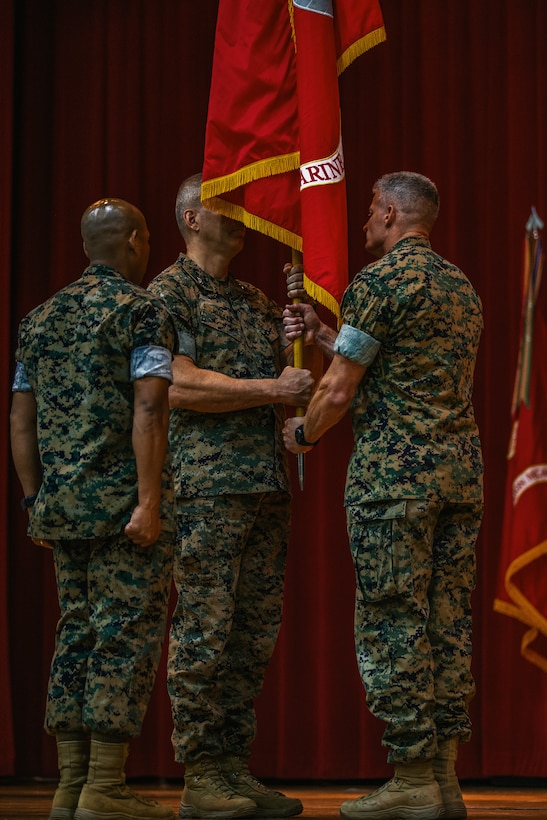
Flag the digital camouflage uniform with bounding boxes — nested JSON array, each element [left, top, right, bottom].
[[148, 254, 291, 764], [335, 237, 484, 763], [13, 264, 177, 738]]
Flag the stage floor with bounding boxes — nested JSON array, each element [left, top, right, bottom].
[[1, 781, 547, 818]]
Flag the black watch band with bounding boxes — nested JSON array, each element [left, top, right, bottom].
[[294, 424, 319, 448], [20, 494, 37, 510]]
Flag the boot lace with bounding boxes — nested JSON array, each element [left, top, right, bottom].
[[228, 759, 276, 796], [197, 761, 240, 797]]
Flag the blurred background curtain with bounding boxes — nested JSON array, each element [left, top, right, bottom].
[[1, 0, 546, 782]]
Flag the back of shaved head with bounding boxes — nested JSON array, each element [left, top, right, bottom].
[[81, 198, 145, 260]]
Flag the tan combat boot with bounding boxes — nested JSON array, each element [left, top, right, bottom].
[[433, 739, 467, 819], [340, 760, 444, 819], [74, 738, 174, 819], [49, 736, 89, 820], [179, 757, 256, 818], [220, 755, 303, 817]]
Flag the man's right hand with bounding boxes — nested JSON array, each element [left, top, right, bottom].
[[283, 302, 321, 344], [125, 504, 161, 547], [276, 366, 314, 406], [285, 263, 307, 302]]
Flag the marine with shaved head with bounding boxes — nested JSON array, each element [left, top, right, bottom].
[[283, 172, 483, 820], [10, 198, 177, 820]]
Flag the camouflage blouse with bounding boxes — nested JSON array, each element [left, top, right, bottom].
[[148, 255, 291, 498], [15, 264, 177, 539], [341, 237, 484, 505]]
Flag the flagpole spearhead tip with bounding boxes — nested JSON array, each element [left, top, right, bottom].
[[526, 206, 544, 234]]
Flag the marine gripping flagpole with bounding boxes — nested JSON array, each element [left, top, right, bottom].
[[291, 248, 306, 490], [201, 0, 386, 487]]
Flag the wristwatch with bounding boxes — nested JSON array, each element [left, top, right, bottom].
[[294, 424, 319, 448], [20, 494, 37, 510]]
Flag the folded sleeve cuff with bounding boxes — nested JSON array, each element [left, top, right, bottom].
[[12, 361, 33, 392], [130, 345, 173, 382], [334, 324, 381, 367]]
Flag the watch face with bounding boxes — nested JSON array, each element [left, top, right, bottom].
[[295, 425, 305, 445]]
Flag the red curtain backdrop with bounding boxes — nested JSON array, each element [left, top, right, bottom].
[[0, 0, 15, 778], [2, 0, 546, 782]]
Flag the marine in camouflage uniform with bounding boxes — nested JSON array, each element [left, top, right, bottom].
[[147, 174, 313, 819], [283, 172, 483, 820], [13, 262, 177, 736], [149, 253, 292, 761], [10, 199, 176, 820], [341, 235, 483, 761]]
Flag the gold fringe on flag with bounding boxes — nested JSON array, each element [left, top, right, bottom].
[[493, 538, 547, 673], [202, 195, 302, 254], [303, 274, 342, 325], [201, 153, 300, 201], [493, 208, 547, 673], [337, 26, 387, 75]]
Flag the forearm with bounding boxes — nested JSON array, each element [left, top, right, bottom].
[[11, 434, 42, 497], [301, 377, 353, 443], [132, 377, 171, 514], [10, 392, 42, 497], [283, 353, 365, 452], [132, 403, 169, 510], [170, 355, 315, 411], [170, 372, 281, 412], [125, 377, 171, 548], [313, 321, 338, 359]]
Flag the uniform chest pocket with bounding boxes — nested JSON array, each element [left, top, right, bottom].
[[199, 299, 240, 342], [347, 500, 413, 602]]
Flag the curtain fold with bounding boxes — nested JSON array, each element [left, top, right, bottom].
[[2, 0, 546, 781], [1, 0, 15, 777]]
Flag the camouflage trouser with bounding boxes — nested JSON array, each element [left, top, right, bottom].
[[346, 498, 482, 763], [168, 491, 291, 763], [44, 531, 174, 737]]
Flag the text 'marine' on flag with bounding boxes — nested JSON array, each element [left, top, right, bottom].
[[201, 0, 386, 322], [494, 208, 547, 673]]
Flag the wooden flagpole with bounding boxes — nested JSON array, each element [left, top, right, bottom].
[[291, 248, 305, 489]]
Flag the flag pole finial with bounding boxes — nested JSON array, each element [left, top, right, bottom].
[[526, 206, 544, 235]]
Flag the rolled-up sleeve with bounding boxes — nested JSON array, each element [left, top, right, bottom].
[[130, 345, 173, 382], [334, 324, 381, 367], [12, 361, 33, 392]]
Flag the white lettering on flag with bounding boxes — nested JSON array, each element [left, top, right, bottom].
[[294, 0, 333, 18], [300, 137, 345, 190], [512, 464, 547, 505]]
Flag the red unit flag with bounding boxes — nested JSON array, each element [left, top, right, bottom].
[[494, 208, 547, 673], [201, 0, 386, 321]]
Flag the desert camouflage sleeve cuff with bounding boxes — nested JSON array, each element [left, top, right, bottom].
[[131, 345, 173, 382], [334, 324, 381, 367], [12, 361, 33, 392]]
